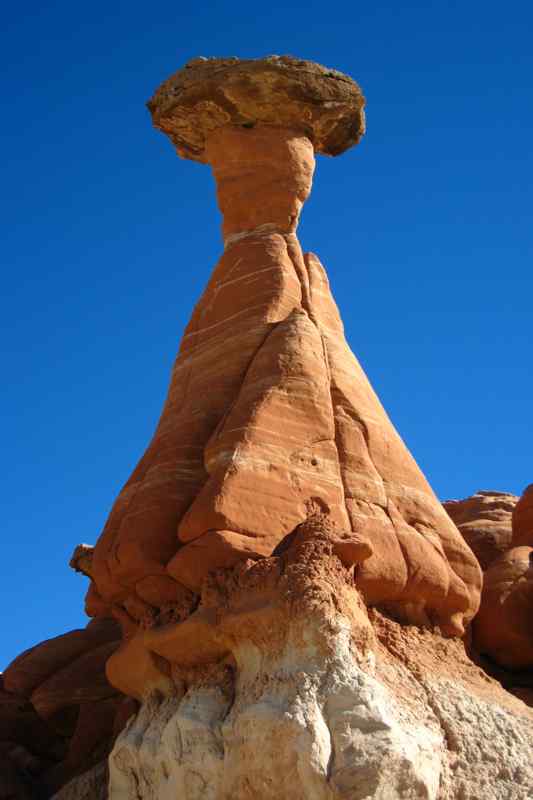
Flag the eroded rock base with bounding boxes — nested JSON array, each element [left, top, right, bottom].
[[107, 616, 533, 800], [104, 522, 532, 800], [109, 626, 441, 800]]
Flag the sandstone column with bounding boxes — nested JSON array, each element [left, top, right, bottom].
[[90, 57, 481, 656]]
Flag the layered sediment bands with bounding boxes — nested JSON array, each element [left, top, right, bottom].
[[512, 483, 533, 547], [206, 126, 315, 239], [6, 56, 531, 799], [91, 125, 481, 638], [107, 518, 533, 800], [90, 56, 480, 658]]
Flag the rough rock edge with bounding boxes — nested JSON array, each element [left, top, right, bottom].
[[106, 519, 532, 799], [51, 760, 108, 800], [147, 55, 366, 162]]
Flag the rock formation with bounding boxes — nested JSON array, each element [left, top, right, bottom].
[[443, 490, 518, 570], [445, 486, 533, 698], [106, 516, 533, 800], [90, 56, 482, 655], [3, 56, 532, 800], [473, 544, 533, 670], [512, 483, 533, 547], [0, 614, 128, 798], [467, 485, 533, 673]]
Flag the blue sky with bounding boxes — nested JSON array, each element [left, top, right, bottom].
[[2, 1, 532, 667]]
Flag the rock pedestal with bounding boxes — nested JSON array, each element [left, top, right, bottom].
[[4, 56, 530, 800], [89, 58, 481, 668]]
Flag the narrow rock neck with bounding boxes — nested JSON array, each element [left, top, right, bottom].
[[205, 125, 315, 245]]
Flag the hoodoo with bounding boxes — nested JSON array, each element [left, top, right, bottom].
[[4, 57, 531, 800], [90, 57, 481, 659]]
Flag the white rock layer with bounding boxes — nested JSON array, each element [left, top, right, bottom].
[[108, 618, 444, 800]]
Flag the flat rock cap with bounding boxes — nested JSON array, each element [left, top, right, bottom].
[[147, 55, 365, 163]]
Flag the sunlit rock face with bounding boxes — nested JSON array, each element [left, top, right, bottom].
[[106, 518, 532, 800], [466, 484, 533, 673], [512, 483, 533, 547], [37, 56, 533, 799], [89, 56, 481, 647], [0, 615, 132, 799], [444, 486, 533, 674]]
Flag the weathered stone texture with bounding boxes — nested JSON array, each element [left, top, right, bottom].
[[107, 518, 533, 800], [512, 483, 533, 547], [443, 490, 518, 570], [4, 55, 531, 800], [0, 617, 130, 798], [90, 57, 481, 654]]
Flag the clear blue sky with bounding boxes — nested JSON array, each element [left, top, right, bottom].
[[2, 1, 532, 667]]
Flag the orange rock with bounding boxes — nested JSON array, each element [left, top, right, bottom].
[[168, 530, 265, 591], [443, 490, 518, 570], [176, 308, 349, 547], [134, 574, 195, 606], [0, 620, 122, 799], [64, 697, 120, 771], [512, 483, 533, 547], [30, 641, 118, 721], [89, 57, 481, 659], [3, 619, 119, 697], [206, 126, 314, 240], [105, 634, 173, 702], [84, 581, 112, 618], [473, 546, 533, 670]]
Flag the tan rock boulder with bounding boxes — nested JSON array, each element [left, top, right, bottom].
[[512, 483, 533, 547], [473, 546, 533, 670], [443, 490, 518, 570]]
